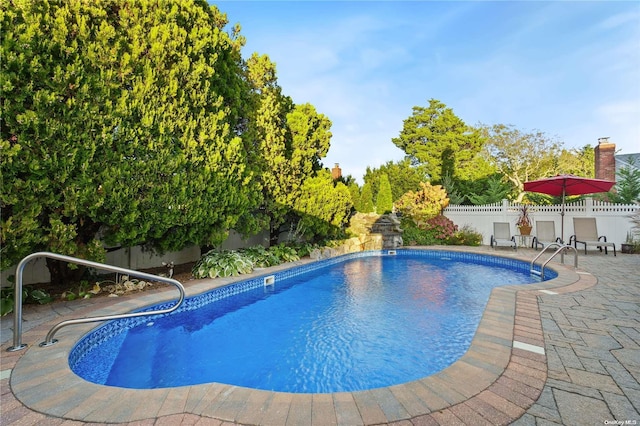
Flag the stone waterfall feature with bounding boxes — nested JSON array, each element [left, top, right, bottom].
[[371, 214, 403, 249], [309, 213, 404, 260]]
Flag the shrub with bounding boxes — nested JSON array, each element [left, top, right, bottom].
[[421, 215, 458, 240], [268, 244, 300, 263], [1, 285, 53, 316], [395, 182, 449, 222], [401, 218, 438, 246], [290, 242, 319, 258], [447, 225, 483, 246], [401, 215, 463, 246], [193, 244, 302, 279], [376, 174, 393, 214], [192, 250, 254, 279], [239, 246, 279, 268]]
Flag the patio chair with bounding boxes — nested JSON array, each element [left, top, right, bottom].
[[569, 217, 616, 256], [490, 222, 517, 250], [532, 221, 562, 249]]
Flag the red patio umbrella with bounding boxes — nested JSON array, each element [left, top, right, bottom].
[[523, 174, 615, 243]]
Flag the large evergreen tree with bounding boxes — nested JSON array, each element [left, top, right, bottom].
[[244, 53, 333, 243], [392, 99, 485, 182], [1, 0, 259, 283], [244, 53, 292, 242], [376, 174, 393, 214], [293, 170, 353, 241], [608, 158, 640, 204], [347, 182, 361, 212], [359, 183, 375, 213], [363, 159, 429, 202]]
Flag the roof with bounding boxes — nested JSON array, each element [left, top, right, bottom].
[[615, 153, 640, 172]]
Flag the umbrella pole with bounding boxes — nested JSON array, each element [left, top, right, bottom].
[[561, 190, 565, 244]]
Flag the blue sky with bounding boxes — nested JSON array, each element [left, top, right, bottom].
[[216, 1, 640, 182]]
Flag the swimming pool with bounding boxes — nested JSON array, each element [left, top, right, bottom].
[[70, 250, 556, 393]]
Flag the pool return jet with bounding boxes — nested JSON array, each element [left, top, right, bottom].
[[7, 252, 185, 352]]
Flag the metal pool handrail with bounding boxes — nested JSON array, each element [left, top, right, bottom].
[[530, 243, 578, 278], [7, 252, 185, 352]]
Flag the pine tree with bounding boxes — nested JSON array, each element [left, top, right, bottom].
[[360, 183, 375, 213], [348, 183, 362, 212], [376, 174, 393, 214], [608, 159, 640, 204], [293, 170, 353, 240]]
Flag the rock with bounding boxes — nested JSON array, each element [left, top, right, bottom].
[[310, 248, 323, 260], [322, 248, 337, 258]]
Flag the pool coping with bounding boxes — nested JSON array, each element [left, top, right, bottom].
[[6, 247, 595, 425]]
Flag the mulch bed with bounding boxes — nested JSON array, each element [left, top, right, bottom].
[[22, 261, 197, 303]]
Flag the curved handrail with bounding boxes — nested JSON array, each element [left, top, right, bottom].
[[530, 242, 564, 270], [530, 243, 578, 278], [7, 252, 185, 351]]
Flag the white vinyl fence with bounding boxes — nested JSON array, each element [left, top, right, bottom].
[[0, 229, 270, 287], [444, 198, 639, 248]]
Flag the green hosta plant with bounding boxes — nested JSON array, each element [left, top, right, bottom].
[[269, 244, 300, 263], [192, 250, 254, 279], [1, 287, 26, 317], [290, 242, 318, 258], [240, 245, 280, 268], [1, 285, 53, 316], [28, 288, 53, 304]]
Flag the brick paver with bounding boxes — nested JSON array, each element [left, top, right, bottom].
[[513, 253, 640, 426]]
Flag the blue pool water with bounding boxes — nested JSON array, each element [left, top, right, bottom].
[[70, 250, 555, 393]]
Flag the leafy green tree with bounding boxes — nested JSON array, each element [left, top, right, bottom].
[[479, 124, 561, 202], [292, 170, 353, 241], [276, 103, 333, 238], [1, 0, 258, 284], [244, 53, 292, 242], [376, 174, 393, 214], [556, 145, 595, 177], [244, 53, 332, 244], [287, 103, 332, 177], [359, 183, 375, 213], [467, 175, 513, 205], [363, 158, 429, 202], [392, 99, 485, 182], [608, 158, 640, 204]]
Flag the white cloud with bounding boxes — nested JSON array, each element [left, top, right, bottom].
[[597, 100, 640, 126], [597, 10, 640, 30]]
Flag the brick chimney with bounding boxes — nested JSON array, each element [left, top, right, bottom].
[[594, 137, 615, 181], [331, 163, 342, 180]]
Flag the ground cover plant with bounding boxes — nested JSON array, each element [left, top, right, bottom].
[[192, 244, 302, 279], [1, 285, 53, 316]]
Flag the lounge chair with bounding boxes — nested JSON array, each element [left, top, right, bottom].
[[490, 222, 517, 250], [532, 221, 562, 249], [569, 217, 616, 256]]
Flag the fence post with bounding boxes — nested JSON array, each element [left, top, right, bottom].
[[585, 197, 594, 215], [502, 199, 509, 221]]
